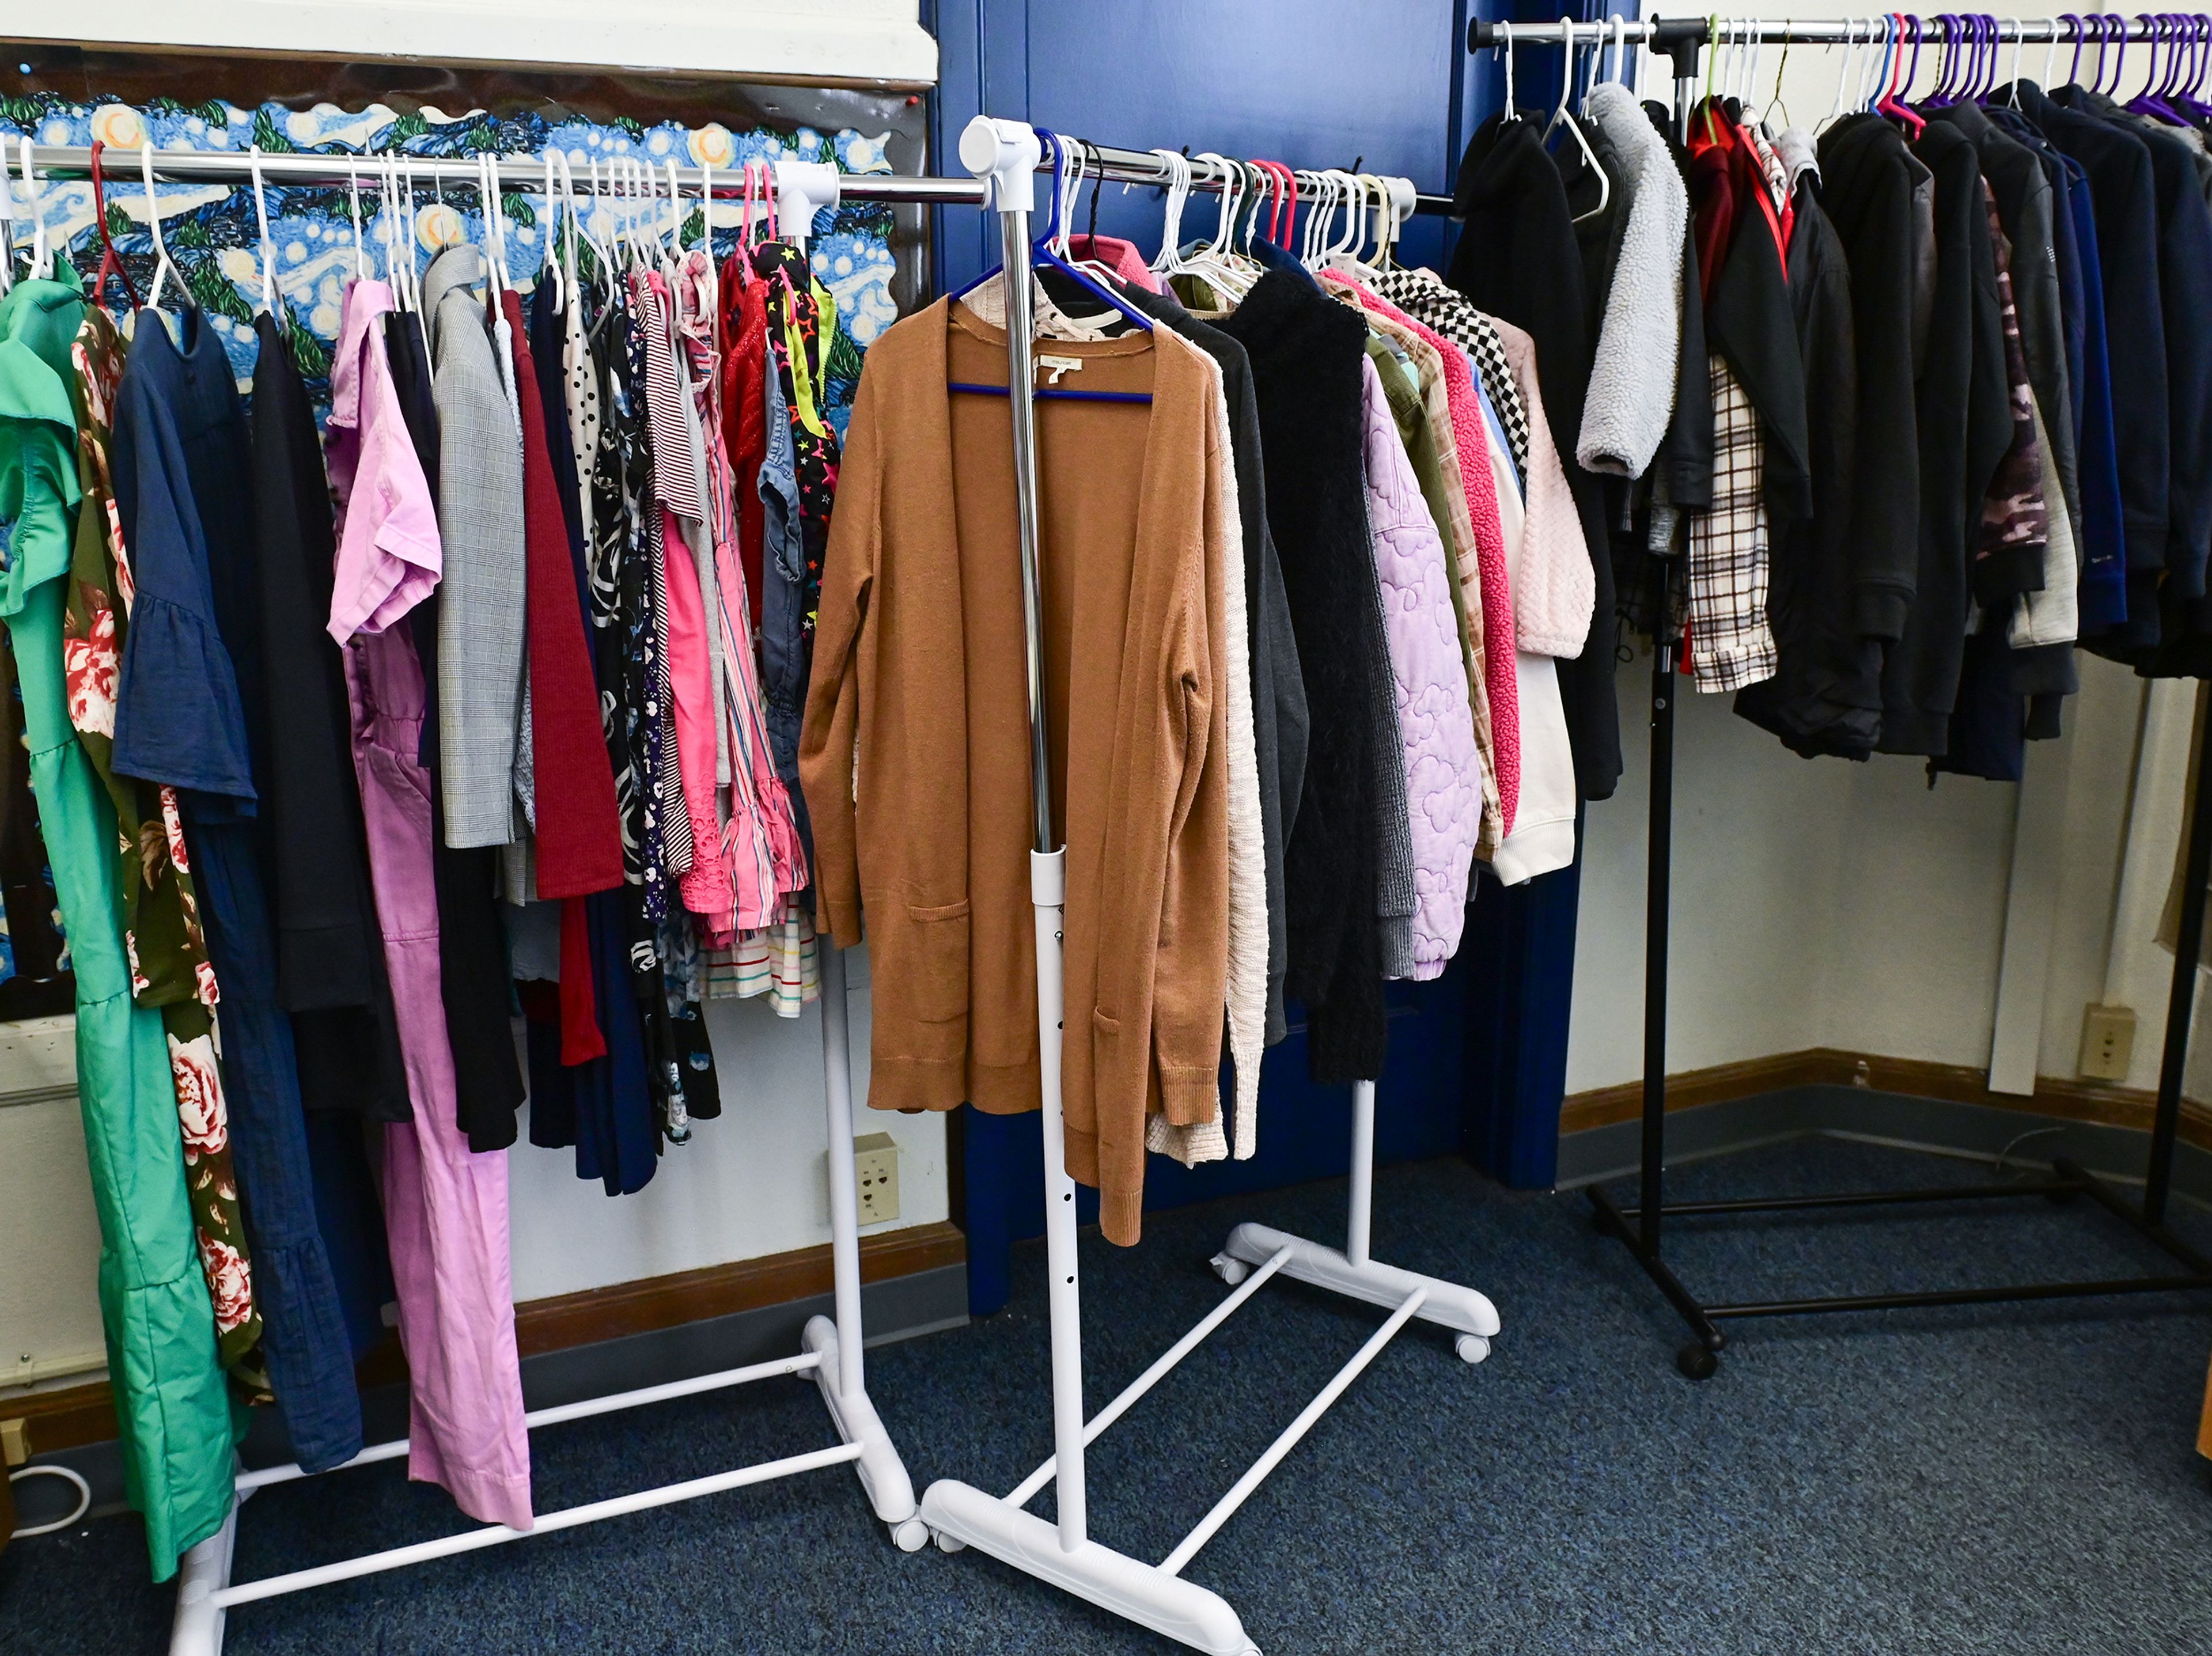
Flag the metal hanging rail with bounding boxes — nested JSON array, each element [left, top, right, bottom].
[[914, 116, 1494, 1656], [15, 142, 1452, 211], [1463, 25, 2212, 1382]]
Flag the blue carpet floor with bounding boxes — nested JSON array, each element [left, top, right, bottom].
[[8, 1136, 2212, 1654]]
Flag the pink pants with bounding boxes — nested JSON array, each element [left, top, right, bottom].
[[347, 627, 533, 1531]]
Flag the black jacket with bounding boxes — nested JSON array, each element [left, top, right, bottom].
[[1215, 272, 1387, 1083], [2014, 81, 2169, 652], [1925, 100, 2078, 710], [1735, 168, 1880, 757], [1878, 119, 2012, 758], [2057, 87, 2212, 611], [247, 316, 411, 1120], [1700, 107, 1812, 527], [1127, 282, 1309, 1044], [1450, 112, 1623, 804], [1816, 114, 1926, 658]]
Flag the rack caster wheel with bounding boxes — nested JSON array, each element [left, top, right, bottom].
[[1455, 1334, 1490, 1365], [891, 1517, 930, 1552], [933, 1529, 967, 1554], [1676, 1342, 1719, 1381], [1210, 1252, 1249, 1286]]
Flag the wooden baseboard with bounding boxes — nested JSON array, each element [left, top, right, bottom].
[[1, 1221, 964, 1458], [1559, 1046, 2212, 1150]]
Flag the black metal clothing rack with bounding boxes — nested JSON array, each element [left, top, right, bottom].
[[1464, 14, 2212, 1380]]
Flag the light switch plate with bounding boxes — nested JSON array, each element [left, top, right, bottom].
[[854, 1131, 900, 1226], [2080, 1003, 2137, 1082]]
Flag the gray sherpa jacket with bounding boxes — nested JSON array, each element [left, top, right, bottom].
[[1576, 84, 1688, 479]]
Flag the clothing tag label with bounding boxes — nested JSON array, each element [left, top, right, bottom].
[[1036, 355, 1085, 385]]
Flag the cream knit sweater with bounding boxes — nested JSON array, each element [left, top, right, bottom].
[[1151, 356, 1266, 1167]]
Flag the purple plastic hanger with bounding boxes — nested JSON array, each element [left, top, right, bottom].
[[1926, 13, 1956, 104], [2174, 14, 2212, 122], [2129, 13, 2181, 120], [2063, 12, 2087, 86], [2099, 13, 2126, 94]]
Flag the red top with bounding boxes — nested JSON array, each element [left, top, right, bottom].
[[719, 253, 771, 631], [503, 287, 624, 900]]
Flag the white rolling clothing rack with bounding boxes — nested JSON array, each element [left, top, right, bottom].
[[1, 147, 953, 1656], [914, 117, 1501, 1656]]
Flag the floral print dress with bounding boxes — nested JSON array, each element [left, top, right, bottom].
[[60, 307, 263, 1380]]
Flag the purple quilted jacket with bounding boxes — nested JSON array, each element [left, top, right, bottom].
[[1358, 355, 1482, 979]]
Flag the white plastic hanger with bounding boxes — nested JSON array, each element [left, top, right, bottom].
[[1172, 151, 1259, 304], [540, 149, 564, 311], [479, 153, 507, 297], [137, 143, 183, 314], [249, 143, 278, 315], [1543, 18, 1611, 222], [1147, 147, 1192, 277], [347, 161, 366, 281], [15, 137, 48, 285], [1501, 22, 1522, 119]]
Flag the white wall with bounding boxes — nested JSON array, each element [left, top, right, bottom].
[[506, 946, 949, 1304], [1567, 649, 2042, 1094]]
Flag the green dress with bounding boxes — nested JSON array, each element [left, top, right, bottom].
[[0, 279, 235, 1581], [60, 306, 265, 1382]]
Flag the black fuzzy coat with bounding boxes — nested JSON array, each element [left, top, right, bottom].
[[1217, 272, 1388, 1083]]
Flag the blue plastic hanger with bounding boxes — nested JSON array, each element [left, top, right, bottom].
[[949, 126, 1154, 404]]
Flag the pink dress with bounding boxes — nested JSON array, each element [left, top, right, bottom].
[[327, 278, 532, 1532]]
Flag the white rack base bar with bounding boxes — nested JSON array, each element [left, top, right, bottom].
[[918, 116, 1501, 1656], [169, 945, 921, 1656]]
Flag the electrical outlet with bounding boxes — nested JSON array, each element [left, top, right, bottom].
[[1, 1418, 31, 1468], [2080, 1003, 2137, 1082], [854, 1132, 900, 1226]]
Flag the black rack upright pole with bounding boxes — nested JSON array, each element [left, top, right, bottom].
[[1641, 626, 1675, 1256]]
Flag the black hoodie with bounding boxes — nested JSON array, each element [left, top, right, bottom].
[[1449, 112, 1623, 804]]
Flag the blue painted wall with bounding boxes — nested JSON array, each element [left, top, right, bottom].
[[919, 0, 1605, 1314]]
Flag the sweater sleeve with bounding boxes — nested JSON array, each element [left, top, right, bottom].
[[1149, 365, 1254, 1169], [796, 366, 880, 949], [1145, 408, 1232, 1132], [1497, 325, 1597, 661]]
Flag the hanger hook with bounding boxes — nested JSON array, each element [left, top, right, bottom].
[[17, 137, 48, 282], [249, 143, 278, 316]]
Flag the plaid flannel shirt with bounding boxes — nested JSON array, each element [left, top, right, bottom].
[[1687, 356, 1779, 692]]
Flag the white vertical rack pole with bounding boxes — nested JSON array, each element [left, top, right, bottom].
[[918, 116, 1501, 1656]]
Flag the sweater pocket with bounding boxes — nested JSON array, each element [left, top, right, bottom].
[[873, 896, 971, 1066]]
